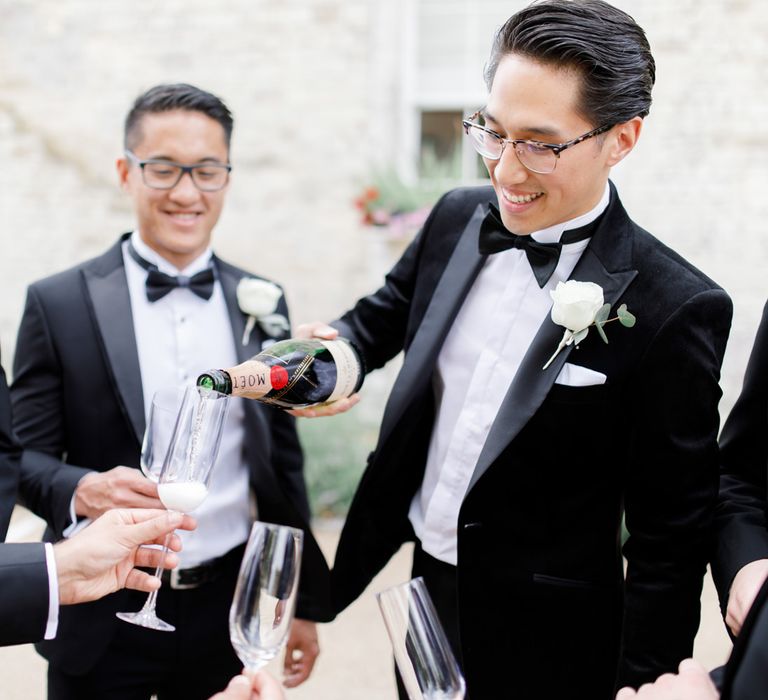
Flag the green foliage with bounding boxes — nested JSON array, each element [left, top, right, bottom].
[[356, 148, 458, 226], [594, 303, 611, 344], [298, 410, 379, 518], [617, 304, 636, 328], [572, 327, 589, 345]]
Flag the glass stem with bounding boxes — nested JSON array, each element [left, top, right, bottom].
[[142, 531, 172, 612]]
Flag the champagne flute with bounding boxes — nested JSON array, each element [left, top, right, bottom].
[[377, 577, 466, 700], [117, 385, 230, 631], [229, 521, 303, 672]]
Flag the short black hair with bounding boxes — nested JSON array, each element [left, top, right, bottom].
[[485, 0, 656, 127], [123, 83, 234, 151]]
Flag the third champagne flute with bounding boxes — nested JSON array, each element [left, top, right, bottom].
[[116, 385, 230, 631], [377, 577, 466, 700]]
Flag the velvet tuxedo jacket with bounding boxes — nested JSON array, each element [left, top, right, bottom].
[[10, 235, 332, 674], [331, 184, 732, 698], [0, 542, 49, 647], [713, 300, 768, 603]]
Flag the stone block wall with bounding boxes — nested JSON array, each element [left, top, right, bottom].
[[1, 0, 767, 419]]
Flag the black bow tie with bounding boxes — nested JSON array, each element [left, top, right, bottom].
[[127, 241, 215, 302], [478, 203, 596, 288]]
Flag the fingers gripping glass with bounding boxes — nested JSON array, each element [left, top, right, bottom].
[[462, 111, 613, 174], [125, 150, 232, 191]]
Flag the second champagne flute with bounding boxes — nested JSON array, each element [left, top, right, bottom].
[[229, 521, 303, 672], [116, 385, 230, 631]]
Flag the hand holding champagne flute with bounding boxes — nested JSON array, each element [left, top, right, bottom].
[[117, 385, 230, 631]]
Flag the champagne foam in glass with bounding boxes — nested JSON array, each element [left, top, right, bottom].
[[158, 481, 209, 512]]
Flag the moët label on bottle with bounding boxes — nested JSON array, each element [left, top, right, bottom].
[[228, 360, 272, 399]]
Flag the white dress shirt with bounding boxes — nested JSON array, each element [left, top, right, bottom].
[[124, 232, 251, 566], [409, 184, 611, 565]]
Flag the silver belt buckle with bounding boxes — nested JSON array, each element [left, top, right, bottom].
[[168, 567, 196, 590]]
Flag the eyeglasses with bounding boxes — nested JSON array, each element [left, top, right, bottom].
[[124, 150, 232, 192], [462, 111, 613, 174]]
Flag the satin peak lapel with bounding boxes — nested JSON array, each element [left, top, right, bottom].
[[467, 234, 638, 494], [378, 203, 487, 447], [84, 256, 145, 443]]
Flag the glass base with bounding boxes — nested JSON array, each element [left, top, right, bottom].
[[116, 609, 176, 632]]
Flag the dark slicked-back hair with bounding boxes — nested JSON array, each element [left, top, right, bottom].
[[124, 83, 234, 151], [484, 0, 655, 127]]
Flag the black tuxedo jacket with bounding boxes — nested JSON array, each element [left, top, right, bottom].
[[331, 184, 732, 698], [713, 301, 768, 603], [10, 235, 332, 674], [0, 357, 20, 540], [0, 542, 49, 647]]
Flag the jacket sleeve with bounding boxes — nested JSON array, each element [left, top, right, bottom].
[[11, 286, 91, 535], [712, 301, 768, 602], [0, 543, 50, 647], [618, 288, 732, 687], [332, 191, 449, 370]]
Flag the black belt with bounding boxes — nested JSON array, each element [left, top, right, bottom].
[[161, 543, 245, 590]]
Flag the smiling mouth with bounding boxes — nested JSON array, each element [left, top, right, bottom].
[[502, 191, 544, 204], [166, 212, 201, 220]]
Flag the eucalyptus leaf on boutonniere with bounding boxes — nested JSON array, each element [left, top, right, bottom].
[[542, 280, 636, 370], [236, 278, 290, 346]]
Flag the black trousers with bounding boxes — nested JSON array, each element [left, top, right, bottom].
[[396, 541, 466, 700], [47, 545, 245, 700]]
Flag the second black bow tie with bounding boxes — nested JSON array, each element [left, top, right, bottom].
[[127, 241, 215, 302], [478, 203, 595, 288]]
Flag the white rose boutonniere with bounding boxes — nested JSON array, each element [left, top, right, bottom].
[[237, 278, 290, 345], [542, 280, 636, 370]]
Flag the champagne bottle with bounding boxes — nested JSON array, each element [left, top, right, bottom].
[[196, 337, 364, 408]]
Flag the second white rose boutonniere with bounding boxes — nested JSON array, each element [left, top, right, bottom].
[[237, 278, 290, 345], [542, 280, 636, 370]]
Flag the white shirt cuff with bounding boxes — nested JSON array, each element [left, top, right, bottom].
[[44, 542, 59, 640], [63, 492, 92, 538]]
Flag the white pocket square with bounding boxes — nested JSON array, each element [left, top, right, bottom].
[[554, 362, 607, 387]]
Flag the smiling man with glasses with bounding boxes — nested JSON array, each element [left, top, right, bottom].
[[295, 1, 732, 698], [10, 83, 330, 699]]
